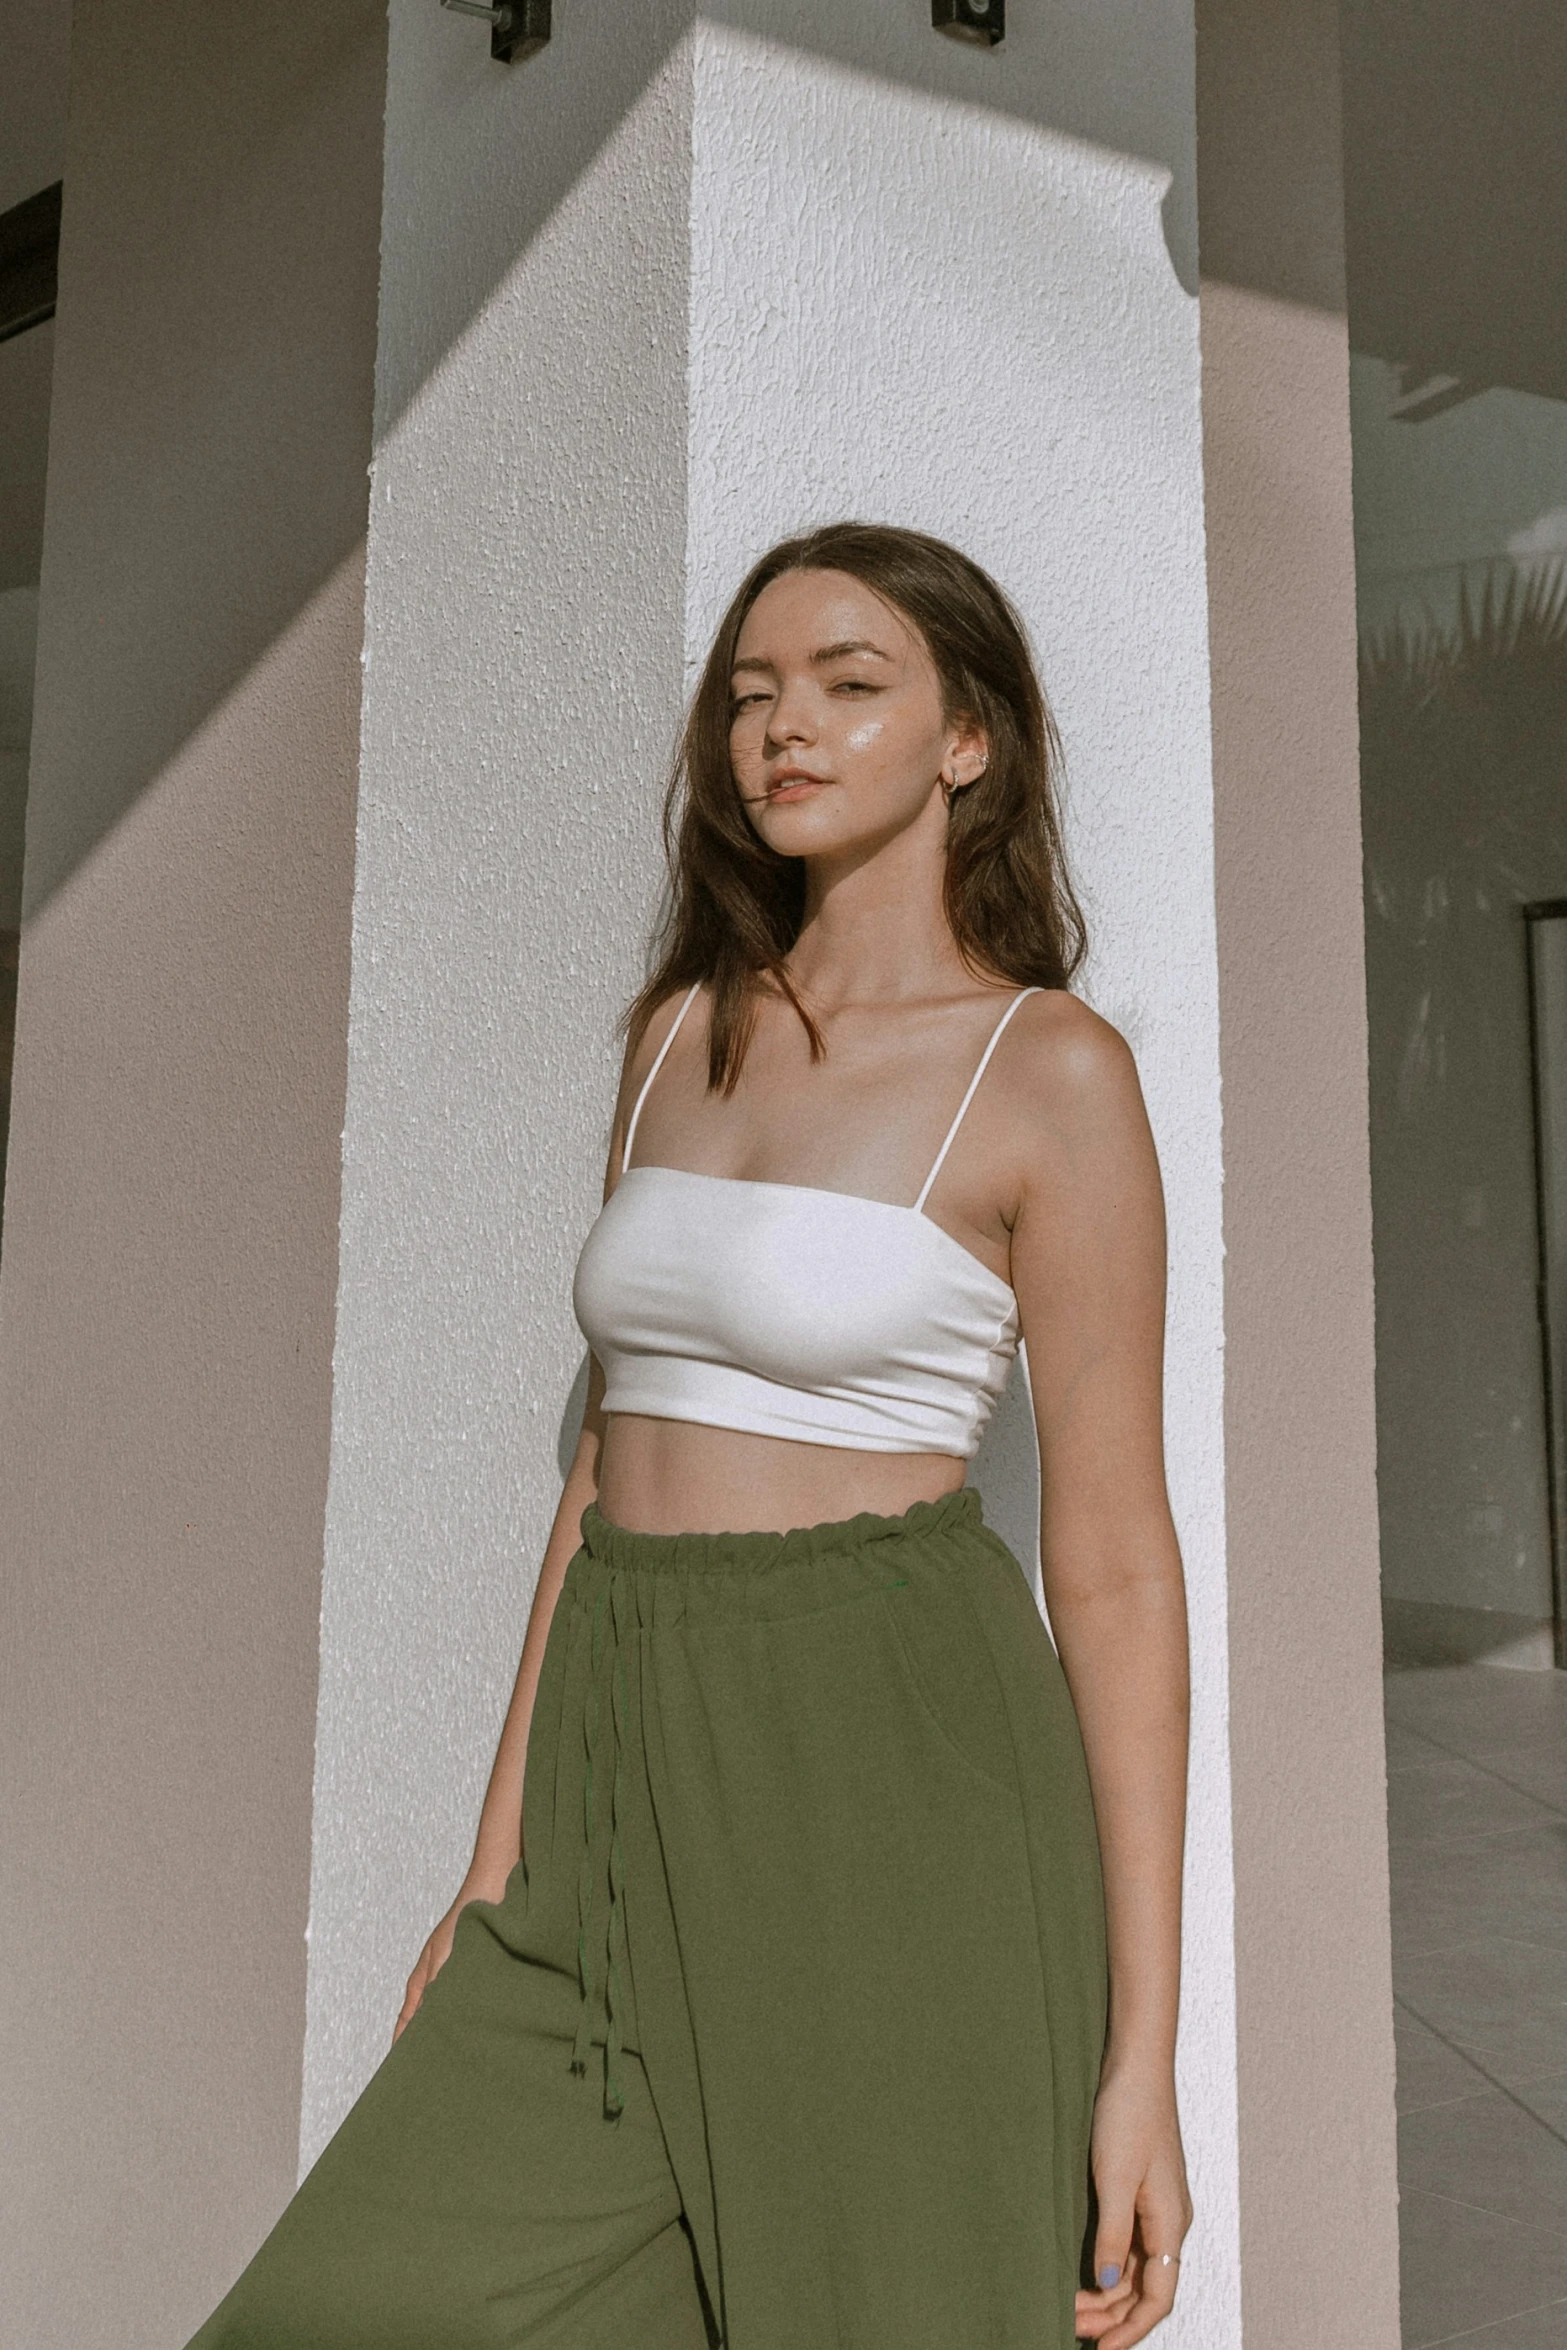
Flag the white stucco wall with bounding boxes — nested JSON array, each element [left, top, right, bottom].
[[686, 32, 1234, 2344], [307, 11, 1237, 2339], [301, 14, 694, 2161]]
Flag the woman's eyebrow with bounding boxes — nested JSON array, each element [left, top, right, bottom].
[[730, 639, 893, 679]]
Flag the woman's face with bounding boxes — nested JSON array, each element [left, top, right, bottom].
[[728, 568, 984, 861]]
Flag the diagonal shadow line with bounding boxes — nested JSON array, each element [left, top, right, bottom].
[[25, 0, 1203, 928], [23, 0, 388, 925], [372, 0, 1204, 443], [35, 0, 1567, 930]]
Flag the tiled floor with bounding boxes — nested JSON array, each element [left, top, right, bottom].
[[1385, 1663, 1567, 2347]]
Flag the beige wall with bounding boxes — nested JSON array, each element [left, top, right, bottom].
[[1197, 0, 1400, 2341], [0, 5, 384, 2346]]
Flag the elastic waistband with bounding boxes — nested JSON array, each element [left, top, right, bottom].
[[579, 1483, 983, 1577]]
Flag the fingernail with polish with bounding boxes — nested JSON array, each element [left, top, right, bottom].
[[1098, 2265, 1121, 2290]]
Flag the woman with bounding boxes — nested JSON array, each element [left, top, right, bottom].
[[189, 523, 1191, 2350]]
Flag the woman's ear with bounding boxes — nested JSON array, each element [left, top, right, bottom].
[[944, 719, 990, 795]]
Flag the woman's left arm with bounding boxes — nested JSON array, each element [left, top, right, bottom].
[[1008, 999, 1192, 2350]]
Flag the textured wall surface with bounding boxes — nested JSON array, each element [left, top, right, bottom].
[[302, 5, 695, 2162], [0, 4, 384, 2344], [686, 28, 1235, 2343], [313, 9, 1239, 2336]]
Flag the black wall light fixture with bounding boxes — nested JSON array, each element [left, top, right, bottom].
[[441, 0, 549, 64], [933, 0, 1003, 44]]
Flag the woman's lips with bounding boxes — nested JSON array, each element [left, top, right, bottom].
[[767, 771, 830, 802]]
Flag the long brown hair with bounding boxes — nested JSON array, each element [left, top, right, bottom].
[[628, 521, 1086, 1092]]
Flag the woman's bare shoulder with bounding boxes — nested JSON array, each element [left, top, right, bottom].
[[1005, 988, 1141, 1111], [1001, 993, 1162, 1248], [980, 991, 1154, 1209]]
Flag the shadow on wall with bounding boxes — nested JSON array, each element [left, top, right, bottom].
[[1360, 566, 1567, 1660], [30, 0, 1220, 931], [375, 0, 1201, 439], [33, 0, 1567, 941], [26, 3, 386, 921]]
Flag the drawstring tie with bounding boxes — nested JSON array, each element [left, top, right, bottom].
[[569, 1574, 630, 2118]]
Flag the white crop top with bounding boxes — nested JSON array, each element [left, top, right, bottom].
[[573, 985, 1039, 1458]]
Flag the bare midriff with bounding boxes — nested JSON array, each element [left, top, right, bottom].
[[595, 1412, 966, 1538]]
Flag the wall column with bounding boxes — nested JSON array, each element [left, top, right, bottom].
[[309, 12, 1244, 2345], [1198, 1, 1401, 2341]]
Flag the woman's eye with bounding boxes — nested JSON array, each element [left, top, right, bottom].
[[731, 691, 768, 714], [832, 678, 875, 694]]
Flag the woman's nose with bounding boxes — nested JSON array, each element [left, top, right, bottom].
[[765, 680, 817, 746]]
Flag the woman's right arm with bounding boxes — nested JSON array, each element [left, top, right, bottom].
[[394, 1358, 608, 2039], [393, 999, 682, 2039]]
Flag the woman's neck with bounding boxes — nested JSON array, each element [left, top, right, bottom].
[[788, 807, 970, 1011]]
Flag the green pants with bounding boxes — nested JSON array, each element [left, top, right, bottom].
[[189, 1488, 1106, 2349]]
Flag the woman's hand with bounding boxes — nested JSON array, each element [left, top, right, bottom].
[[392, 1868, 511, 2043], [1072, 2060, 1192, 2347]]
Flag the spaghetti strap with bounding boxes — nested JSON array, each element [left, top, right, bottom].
[[621, 983, 701, 1173], [913, 988, 1042, 1214]]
